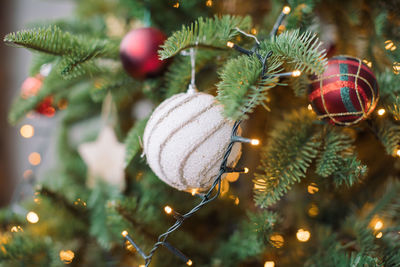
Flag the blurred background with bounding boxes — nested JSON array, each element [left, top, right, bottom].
[[0, 0, 75, 207]]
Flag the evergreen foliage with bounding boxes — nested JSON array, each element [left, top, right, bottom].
[[3, 0, 400, 266], [124, 117, 148, 167], [159, 15, 252, 59], [216, 54, 281, 120], [260, 30, 327, 75], [254, 109, 321, 208]]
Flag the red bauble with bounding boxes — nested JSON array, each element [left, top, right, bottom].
[[36, 96, 56, 117], [308, 56, 379, 126], [120, 27, 167, 79], [20, 75, 56, 117]]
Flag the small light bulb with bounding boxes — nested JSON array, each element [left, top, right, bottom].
[[264, 261, 275, 267], [307, 183, 319, 194], [121, 230, 128, 237], [187, 259, 193, 266], [296, 229, 311, 242], [59, 250, 75, 264], [139, 265, 145, 267], [191, 189, 198, 196], [234, 197, 239, 205], [28, 152, 41, 166], [376, 232, 383, 238], [377, 108, 386, 116], [374, 220, 383, 230], [292, 70, 301, 77], [227, 41, 234, 48], [26, 211, 39, 224], [251, 139, 260, 146], [282, 6, 291, 14], [307, 104, 313, 111], [20, 124, 34, 138], [205, 0, 212, 7], [396, 149, 400, 157], [173, 2, 179, 8], [164, 206, 173, 214], [384, 40, 396, 51], [269, 234, 284, 248], [244, 167, 249, 173]]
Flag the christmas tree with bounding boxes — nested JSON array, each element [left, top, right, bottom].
[[2, 0, 400, 266]]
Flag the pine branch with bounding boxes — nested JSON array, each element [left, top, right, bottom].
[[331, 155, 367, 188], [376, 119, 400, 155], [216, 53, 282, 120], [260, 29, 327, 75], [163, 50, 219, 97], [254, 109, 321, 208], [4, 26, 119, 80], [159, 15, 252, 59], [212, 211, 278, 266], [90, 71, 140, 103], [8, 64, 81, 125], [316, 129, 354, 178], [125, 117, 148, 167]]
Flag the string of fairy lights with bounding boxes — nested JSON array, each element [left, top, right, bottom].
[[119, 5, 305, 267], [6, 1, 400, 266]]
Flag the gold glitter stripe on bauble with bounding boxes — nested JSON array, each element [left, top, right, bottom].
[[318, 58, 377, 126], [157, 102, 216, 189], [178, 117, 226, 189], [144, 93, 198, 153], [199, 128, 242, 188]]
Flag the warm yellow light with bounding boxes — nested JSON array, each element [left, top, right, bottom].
[[20, 124, 34, 138], [234, 197, 240, 205], [191, 189, 198, 196], [26, 211, 39, 224], [59, 250, 75, 264], [164, 206, 173, 214], [139, 265, 145, 267], [121, 230, 128, 237], [227, 41, 234, 48], [251, 139, 260, 146], [10, 226, 23, 232], [187, 259, 193, 266], [28, 152, 41, 166], [282, 6, 291, 14], [384, 40, 396, 51], [244, 167, 249, 174], [226, 172, 239, 182], [264, 261, 275, 267], [173, 2, 179, 8], [292, 70, 301, 77], [393, 62, 400, 74], [396, 149, 400, 157], [376, 232, 383, 238], [296, 229, 311, 242], [362, 59, 372, 68], [205, 0, 213, 7], [377, 108, 386, 116], [374, 220, 383, 230], [307, 183, 319, 194], [251, 28, 257, 35], [269, 234, 284, 248], [307, 104, 313, 111], [308, 203, 319, 217]]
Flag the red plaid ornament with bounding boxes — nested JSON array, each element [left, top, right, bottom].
[[308, 56, 379, 126]]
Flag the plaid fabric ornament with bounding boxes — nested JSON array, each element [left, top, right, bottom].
[[308, 56, 379, 126]]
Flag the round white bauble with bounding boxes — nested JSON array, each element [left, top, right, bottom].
[[143, 91, 242, 192]]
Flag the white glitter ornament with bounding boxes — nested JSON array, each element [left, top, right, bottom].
[[143, 91, 242, 192]]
